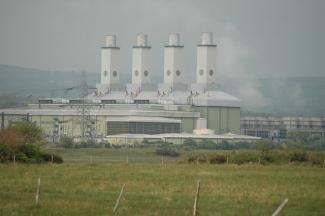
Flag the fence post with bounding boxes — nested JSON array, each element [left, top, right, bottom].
[[192, 180, 201, 216], [13, 154, 16, 165], [126, 155, 129, 164], [161, 156, 164, 165], [51, 154, 54, 165], [113, 184, 126, 214], [226, 155, 229, 165], [272, 198, 288, 216], [35, 178, 41, 205]]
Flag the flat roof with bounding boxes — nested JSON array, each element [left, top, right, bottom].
[[107, 116, 181, 123], [106, 132, 261, 140]]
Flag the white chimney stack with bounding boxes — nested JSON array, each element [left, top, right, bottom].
[[201, 32, 213, 45], [196, 32, 217, 86], [168, 33, 180, 46], [101, 35, 120, 86], [136, 34, 148, 46], [163, 33, 184, 87], [132, 34, 151, 86], [105, 35, 116, 47]]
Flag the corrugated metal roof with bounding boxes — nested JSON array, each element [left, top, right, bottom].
[[107, 116, 181, 123], [106, 132, 261, 140]]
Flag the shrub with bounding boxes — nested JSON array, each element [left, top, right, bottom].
[[198, 139, 218, 149], [20, 144, 43, 162], [60, 136, 74, 148], [288, 149, 307, 162], [187, 154, 208, 164], [181, 138, 197, 150], [156, 142, 180, 157], [15, 152, 29, 163], [208, 154, 227, 164], [231, 152, 259, 165], [308, 152, 325, 166], [0, 144, 11, 162], [41, 152, 63, 163]]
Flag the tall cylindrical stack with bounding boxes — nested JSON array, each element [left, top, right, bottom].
[[164, 33, 184, 87], [132, 34, 152, 86], [196, 32, 217, 86], [101, 35, 120, 86], [105, 35, 117, 47]]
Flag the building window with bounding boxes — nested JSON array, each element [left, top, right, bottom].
[[209, 70, 214, 76], [166, 70, 171, 76], [113, 70, 117, 77], [135, 70, 139, 76], [107, 121, 180, 135], [199, 69, 204, 76], [101, 100, 117, 104], [176, 70, 181, 76], [144, 70, 149, 77], [104, 71, 108, 76], [134, 100, 149, 104]]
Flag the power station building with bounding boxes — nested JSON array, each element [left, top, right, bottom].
[[0, 33, 259, 143]]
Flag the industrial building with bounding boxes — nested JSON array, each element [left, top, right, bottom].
[[241, 116, 325, 139], [0, 33, 260, 144]]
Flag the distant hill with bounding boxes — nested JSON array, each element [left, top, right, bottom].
[[0, 65, 324, 116], [0, 65, 99, 97]]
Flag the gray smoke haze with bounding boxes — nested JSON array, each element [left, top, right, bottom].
[[0, 0, 324, 110]]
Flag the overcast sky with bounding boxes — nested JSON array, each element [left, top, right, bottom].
[[0, 0, 324, 81]]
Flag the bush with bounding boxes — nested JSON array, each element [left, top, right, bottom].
[[15, 152, 29, 163], [208, 154, 227, 164], [187, 154, 208, 164], [198, 139, 218, 149], [181, 138, 197, 150], [231, 152, 259, 165], [288, 149, 307, 162], [0, 144, 11, 162], [20, 144, 43, 162], [60, 136, 74, 148], [156, 142, 180, 157], [308, 152, 325, 166], [41, 152, 63, 163]]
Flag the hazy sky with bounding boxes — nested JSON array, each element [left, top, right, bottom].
[[0, 0, 324, 81]]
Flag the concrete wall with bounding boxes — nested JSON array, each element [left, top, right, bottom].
[[192, 106, 240, 134], [1, 105, 240, 140]]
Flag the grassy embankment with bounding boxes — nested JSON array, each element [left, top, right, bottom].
[[0, 148, 324, 216]]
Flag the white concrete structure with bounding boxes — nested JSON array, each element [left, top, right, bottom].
[[196, 32, 217, 86], [164, 33, 184, 87], [132, 34, 152, 86], [101, 35, 120, 86]]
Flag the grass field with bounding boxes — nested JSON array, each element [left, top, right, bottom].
[[0, 148, 325, 215]]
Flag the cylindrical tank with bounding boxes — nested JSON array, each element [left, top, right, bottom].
[[136, 34, 148, 46], [168, 33, 180, 46], [201, 32, 213, 45], [105, 35, 116, 47]]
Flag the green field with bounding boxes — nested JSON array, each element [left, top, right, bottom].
[[0, 149, 325, 215]]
